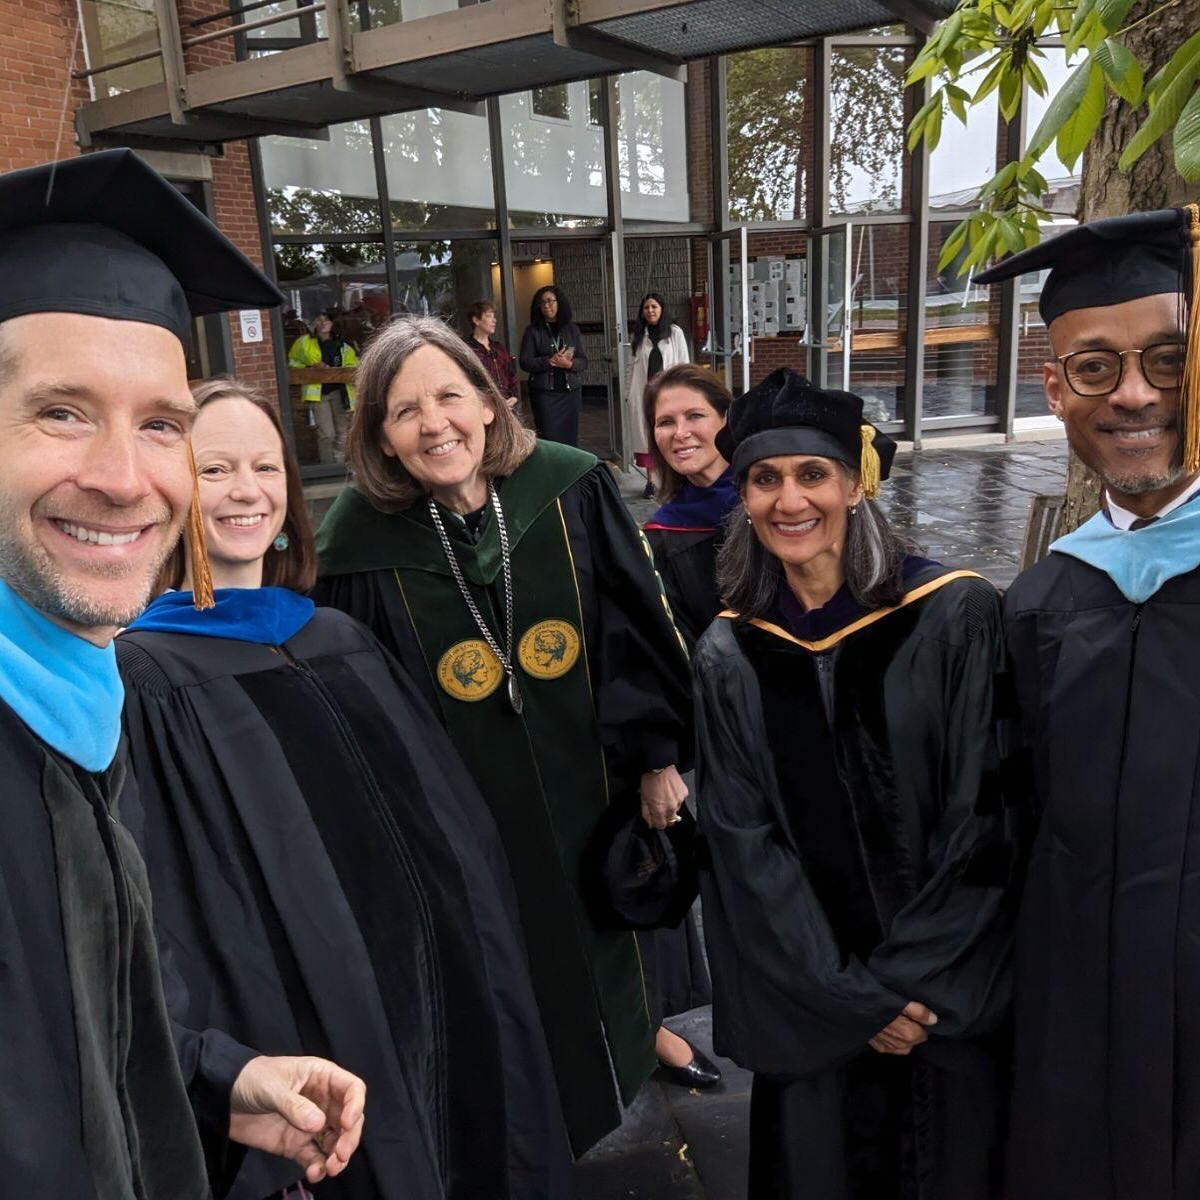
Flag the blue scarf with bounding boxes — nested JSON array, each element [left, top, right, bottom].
[[128, 587, 316, 645], [646, 467, 738, 532], [1051, 496, 1200, 603], [0, 577, 123, 772]]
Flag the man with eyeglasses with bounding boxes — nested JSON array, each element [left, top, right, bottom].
[[975, 206, 1200, 1200]]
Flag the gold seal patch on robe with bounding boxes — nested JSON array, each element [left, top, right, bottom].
[[518, 619, 581, 680], [438, 638, 504, 701]]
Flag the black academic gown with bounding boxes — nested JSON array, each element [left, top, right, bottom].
[[695, 569, 1017, 1200], [314, 442, 693, 1155], [644, 526, 723, 652], [117, 608, 571, 1200], [0, 698, 249, 1199], [1004, 554, 1200, 1199]]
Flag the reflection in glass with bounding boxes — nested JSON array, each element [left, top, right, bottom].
[[846, 225, 908, 423], [78, 0, 163, 97], [390, 239, 497, 326], [381, 108, 496, 230], [922, 224, 998, 417], [829, 46, 910, 217], [262, 123, 381, 235], [929, 90, 999, 209], [501, 86, 607, 227], [531, 85, 571, 123], [617, 72, 689, 222], [727, 47, 812, 223]]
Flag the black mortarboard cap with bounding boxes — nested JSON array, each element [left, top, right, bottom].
[[0, 149, 283, 344], [975, 207, 1193, 325], [978, 205, 1200, 470], [717, 368, 896, 497]]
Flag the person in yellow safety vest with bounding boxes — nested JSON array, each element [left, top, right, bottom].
[[288, 310, 359, 465]]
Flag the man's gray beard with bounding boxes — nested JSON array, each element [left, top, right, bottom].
[[0, 500, 170, 630], [1103, 461, 1189, 497]]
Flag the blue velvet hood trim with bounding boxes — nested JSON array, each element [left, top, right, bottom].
[[127, 586, 316, 645]]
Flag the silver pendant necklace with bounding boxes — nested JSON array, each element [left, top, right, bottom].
[[428, 483, 523, 714]]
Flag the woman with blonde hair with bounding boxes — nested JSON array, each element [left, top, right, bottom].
[[314, 316, 694, 1156]]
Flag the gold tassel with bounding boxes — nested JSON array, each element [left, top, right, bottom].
[[1182, 202, 1200, 474], [186, 442, 215, 611], [860, 424, 882, 500]]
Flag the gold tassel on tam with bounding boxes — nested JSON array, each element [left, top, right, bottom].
[[859, 424, 882, 500], [186, 442, 215, 611], [1181, 203, 1200, 475]]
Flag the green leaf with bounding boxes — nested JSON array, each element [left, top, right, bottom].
[[906, 54, 944, 85], [1000, 66, 1023, 120], [1056, 61, 1106, 170], [1120, 38, 1200, 169], [973, 59, 1007, 103], [906, 92, 941, 151], [1024, 55, 1094, 157], [1065, 7, 1105, 57], [946, 84, 970, 123], [1094, 0, 1136, 31], [1094, 38, 1143, 104], [1144, 28, 1200, 104], [997, 215, 1026, 255], [938, 220, 970, 271], [1025, 56, 1049, 97], [1067, 0, 1098, 40], [925, 99, 944, 152], [1174, 85, 1200, 181]]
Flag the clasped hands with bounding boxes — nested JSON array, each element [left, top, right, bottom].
[[869, 1001, 938, 1056], [230, 1054, 367, 1183], [548, 349, 574, 369]]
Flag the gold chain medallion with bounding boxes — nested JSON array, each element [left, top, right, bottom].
[[437, 638, 504, 701], [518, 619, 581, 680]]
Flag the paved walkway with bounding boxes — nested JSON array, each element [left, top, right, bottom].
[[575, 433, 1070, 1200]]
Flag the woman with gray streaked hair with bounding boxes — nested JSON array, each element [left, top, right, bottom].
[[312, 314, 694, 1159], [694, 368, 1019, 1200]]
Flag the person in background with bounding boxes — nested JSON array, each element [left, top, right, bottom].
[[288, 309, 359, 465], [642, 364, 736, 649], [0, 147, 365, 1199], [465, 299, 520, 409], [627, 293, 690, 498], [696, 368, 1017, 1199], [519, 284, 588, 446], [119, 377, 571, 1200], [314, 316, 693, 1159]]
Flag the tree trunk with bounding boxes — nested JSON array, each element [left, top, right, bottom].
[[1058, 0, 1200, 533]]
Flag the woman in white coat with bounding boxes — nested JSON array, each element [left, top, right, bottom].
[[627, 292, 690, 497]]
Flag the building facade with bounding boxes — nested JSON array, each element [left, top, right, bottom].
[[3, 0, 1075, 478]]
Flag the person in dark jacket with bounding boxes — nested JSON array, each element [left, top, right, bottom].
[[519, 285, 588, 446], [695, 368, 1018, 1200]]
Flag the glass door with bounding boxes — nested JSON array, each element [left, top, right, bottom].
[[804, 222, 853, 391], [709, 226, 751, 395]]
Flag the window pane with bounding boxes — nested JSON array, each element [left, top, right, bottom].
[[531, 84, 572, 123], [79, 0, 163, 96], [381, 108, 496, 230], [847, 224, 908, 423], [727, 47, 812, 223], [262, 122, 381, 236], [501, 87, 607, 227], [929, 91, 999, 208], [276, 241, 388, 468], [923, 223, 999, 417], [617, 71, 690, 223], [391, 239, 497, 324], [1015, 220, 1076, 419], [588, 80, 604, 128], [829, 45, 910, 217]]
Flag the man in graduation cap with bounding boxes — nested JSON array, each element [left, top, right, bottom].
[[0, 149, 365, 1197], [977, 203, 1200, 1199]]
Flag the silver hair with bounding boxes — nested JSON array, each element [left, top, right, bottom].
[[716, 470, 917, 618]]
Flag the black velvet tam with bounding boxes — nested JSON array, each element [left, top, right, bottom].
[[0, 149, 282, 344], [976, 207, 1194, 325], [717, 367, 897, 483]]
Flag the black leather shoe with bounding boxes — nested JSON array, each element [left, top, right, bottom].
[[656, 1045, 722, 1089], [642, 479, 655, 499]]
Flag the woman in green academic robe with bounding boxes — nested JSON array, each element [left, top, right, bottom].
[[313, 316, 694, 1155]]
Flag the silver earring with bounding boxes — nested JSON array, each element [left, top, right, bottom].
[[745, 514, 753, 525], [273, 532, 289, 551], [849, 505, 858, 516]]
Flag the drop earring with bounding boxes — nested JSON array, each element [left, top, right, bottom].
[[273, 532, 290, 551], [849, 505, 858, 516]]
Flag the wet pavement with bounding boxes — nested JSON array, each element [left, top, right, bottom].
[[575, 432, 1070, 1200]]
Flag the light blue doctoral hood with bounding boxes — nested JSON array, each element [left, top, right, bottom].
[[0, 576, 123, 772], [1050, 495, 1200, 604]]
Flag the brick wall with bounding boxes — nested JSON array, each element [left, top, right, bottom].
[[0, 0, 88, 174]]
